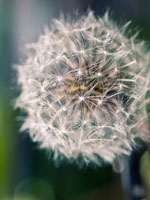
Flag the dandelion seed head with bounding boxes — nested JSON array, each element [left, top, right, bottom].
[[15, 10, 150, 170]]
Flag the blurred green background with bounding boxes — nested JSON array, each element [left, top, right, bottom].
[[0, 0, 150, 200]]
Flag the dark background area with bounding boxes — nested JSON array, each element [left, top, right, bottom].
[[0, 0, 150, 200]]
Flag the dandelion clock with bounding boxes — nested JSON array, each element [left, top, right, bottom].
[[15, 11, 150, 171]]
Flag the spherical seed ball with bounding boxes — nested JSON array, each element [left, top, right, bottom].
[[15, 11, 150, 169]]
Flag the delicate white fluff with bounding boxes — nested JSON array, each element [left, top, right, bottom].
[[15, 11, 150, 169]]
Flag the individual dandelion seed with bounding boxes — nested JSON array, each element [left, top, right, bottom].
[[15, 10, 150, 171]]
